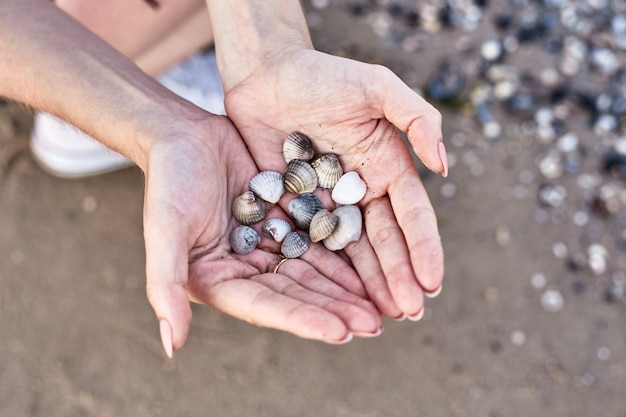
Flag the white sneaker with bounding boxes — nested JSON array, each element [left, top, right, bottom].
[[30, 49, 225, 178]]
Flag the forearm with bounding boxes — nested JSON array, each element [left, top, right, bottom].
[[0, 0, 191, 171], [205, 0, 313, 90]]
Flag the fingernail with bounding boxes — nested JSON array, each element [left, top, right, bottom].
[[407, 309, 424, 322], [392, 313, 407, 321], [437, 141, 449, 178], [335, 332, 354, 344], [356, 326, 384, 338], [159, 319, 173, 359], [424, 284, 443, 299]]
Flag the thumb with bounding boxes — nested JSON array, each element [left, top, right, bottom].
[[370, 66, 448, 177], [144, 219, 193, 358]]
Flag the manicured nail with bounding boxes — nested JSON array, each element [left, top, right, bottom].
[[424, 285, 443, 299], [437, 141, 449, 177], [335, 332, 354, 344], [407, 309, 424, 322], [159, 319, 173, 359]]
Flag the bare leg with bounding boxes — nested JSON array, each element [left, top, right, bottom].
[[55, 0, 213, 75]]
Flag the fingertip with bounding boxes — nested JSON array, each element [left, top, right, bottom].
[[159, 319, 173, 359]]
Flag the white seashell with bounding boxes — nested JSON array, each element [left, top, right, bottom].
[[323, 205, 362, 251], [261, 218, 292, 242], [249, 171, 285, 204], [281, 231, 309, 258], [288, 193, 323, 230], [232, 191, 266, 225], [230, 225, 261, 254], [283, 132, 314, 163], [310, 153, 343, 189], [284, 160, 318, 194], [308, 209, 338, 243], [331, 171, 367, 205]]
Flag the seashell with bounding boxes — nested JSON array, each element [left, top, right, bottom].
[[229, 225, 261, 255], [308, 209, 338, 243], [284, 160, 318, 194], [323, 205, 362, 251], [310, 153, 343, 189], [331, 171, 367, 205], [288, 193, 323, 230], [261, 218, 292, 242], [281, 231, 309, 258], [249, 171, 285, 204], [232, 191, 266, 225], [283, 132, 314, 163]]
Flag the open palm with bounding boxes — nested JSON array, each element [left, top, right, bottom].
[[224, 49, 445, 319]]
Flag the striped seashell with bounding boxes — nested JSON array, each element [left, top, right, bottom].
[[323, 205, 362, 251], [284, 160, 318, 194], [288, 193, 323, 230], [229, 225, 261, 255], [283, 132, 314, 163], [308, 209, 338, 243], [232, 191, 266, 225], [310, 153, 343, 189], [281, 231, 309, 258], [249, 171, 285, 204], [261, 218, 292, 243], [331, 171, 367, 205]]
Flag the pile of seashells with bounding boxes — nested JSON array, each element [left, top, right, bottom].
[[229, 132, 367, 259]]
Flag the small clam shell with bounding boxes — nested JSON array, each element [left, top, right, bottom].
[[331, 171, 367, 205], [250, 171, 285, 204], [281, 231, 309, 258], [310, 153, 343, 189], [284, 160, 318, 194], [261, 218, 292, 242], [288, 193, 323, 230], [283, 132, 314, 163], [309, 209, 338, 243], [232, 191, 266, 225], [323, 205, 363, 251], [230, 225, 261, 255]]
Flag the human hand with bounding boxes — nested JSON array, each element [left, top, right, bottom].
[[143, 114, 383, 357], [222, 49, 445, 320]]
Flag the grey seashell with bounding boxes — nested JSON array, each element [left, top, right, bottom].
[[310, 153, 343, 189], [308, 209, 338, 243], [232, 191, 266, 225], [331, 171, 367, 205], [283, 132, 314, 163], [284, 160, 318, 194], [261, 218, 292, 242], [281, 231, 309, 258], [323, 205, 362, 251], [249, 171, 285, 204], [230, 225, 261, 255], [288, 193, 323, 230]]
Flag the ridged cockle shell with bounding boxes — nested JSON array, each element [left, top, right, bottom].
[[261, 218, 292, 242], [309, 209, 338, 243], [323, 205, 362, 251], [249, 171, 285, 204], [284, 160, 318, 194], [331, 171, 367, 205], [230, 225, 261, 255], [288, 193, 323, 230], [311, 153, 343, 189], [232, 191, 266, 225], [281, 231, 309, 258], [283, 132, 314, 163]]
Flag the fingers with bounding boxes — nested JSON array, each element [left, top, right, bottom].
[[387, 171, 444, 295], [144, 218, 193, 358], [252, 263, 382, 337], [198, 274, 352, 344], [363, 196, 425, 317], [369, 65, 447, 177]]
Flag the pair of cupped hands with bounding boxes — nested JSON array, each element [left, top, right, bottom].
[[145, 48, 446, 357]]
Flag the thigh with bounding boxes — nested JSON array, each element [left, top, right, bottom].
[[55, 0, 206, 59]]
